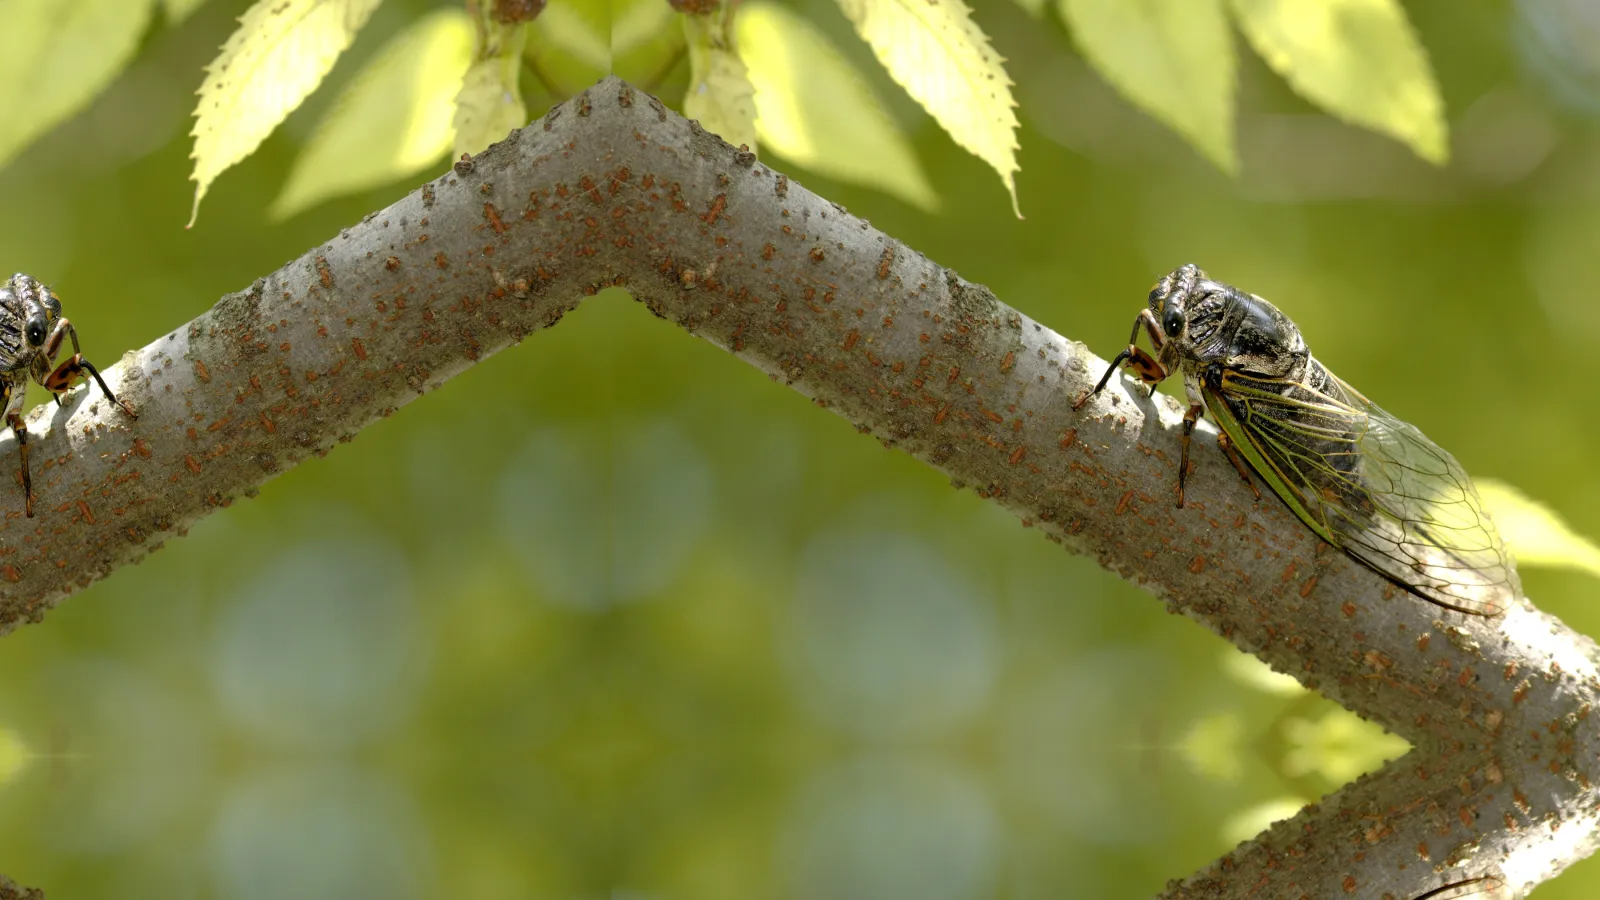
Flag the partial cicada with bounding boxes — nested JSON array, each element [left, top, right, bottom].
[[1408, 874, 1510, 899], [1076, 264, 1518, 617], [0, 273, 136, 517]]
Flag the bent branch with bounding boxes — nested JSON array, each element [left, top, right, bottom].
[[0, 78, 1594, 899]]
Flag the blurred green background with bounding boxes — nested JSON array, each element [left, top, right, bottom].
[[0, 0, 1597, 897]]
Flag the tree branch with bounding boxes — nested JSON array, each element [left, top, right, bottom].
[[0, 77, 1593, 899]]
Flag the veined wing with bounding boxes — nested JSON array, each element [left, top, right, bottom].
[[1206, 361, 1519, 616]]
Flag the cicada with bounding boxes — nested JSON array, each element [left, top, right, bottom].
[[1076, 264, 1518, 617], [1408, 874, 1509, 899], [0, 273, 136, 517]]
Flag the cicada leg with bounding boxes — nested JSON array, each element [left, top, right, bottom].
[[1177, 404, 1204, 507], [1074, 309, 1169, 410], [1216, 431, 1262, 500], [38, 318, 136, 419], [2, 381, 32, 517]]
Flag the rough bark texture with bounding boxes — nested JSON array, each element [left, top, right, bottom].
[[1, 78, 1594, 899]]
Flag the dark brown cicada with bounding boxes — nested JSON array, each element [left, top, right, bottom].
[[1077, 264, 1518, 617], [0, 273, 135, 517]]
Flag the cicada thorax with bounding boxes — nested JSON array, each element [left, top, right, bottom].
[[1175, 284, 1305, 373]]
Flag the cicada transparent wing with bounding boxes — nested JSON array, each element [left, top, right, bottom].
[[1203, 359, 1518, 616], [1409, 874, 1509, 899]]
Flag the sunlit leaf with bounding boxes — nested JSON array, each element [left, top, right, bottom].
[[613, 0, 675, 57], [162, 0, 210, 24], [541, 0, 611, 70], [272, 9, 473, 219], [454, 22, 529, 158], [1059, 0, 1237, 173], [0, 0, 156, 172], [0, 729, 25, 785], [1178, 712, 1244, 781], [1229, 0, 1447, 164], [1221, 797, 1305, 846], [1008, 0, 1048, 16], [682, 12, 757, 152], [611, 0, 683, 88], [189, 0, 384, 226], [1476, 478, 1600, 579], [1222, 649, 1305, 696], [835, 0, 1021, 216], [737, 1, 937, 210], [1282, 708, 1407, 783]]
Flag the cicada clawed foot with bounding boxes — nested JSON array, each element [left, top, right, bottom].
[[1076, 343, 1168, 411], [43, 353, 136, 420], [1123, 346, 1166, 386]]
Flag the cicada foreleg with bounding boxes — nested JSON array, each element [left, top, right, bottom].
[[38, 317, 136, 419], [1073, 309, 1169, 410], [2, 381, 32, 518]]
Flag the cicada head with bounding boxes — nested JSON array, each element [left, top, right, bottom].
[[0, 274, 61, 378], [0, 274, 59, 373], [1146, 263, 1229, 370], [1149, 264, 1306, 377]]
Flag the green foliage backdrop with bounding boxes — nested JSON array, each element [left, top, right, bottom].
[[0, 0, 1597, 897]]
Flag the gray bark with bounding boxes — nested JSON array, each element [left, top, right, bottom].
[[0, 77, 1593, 899]]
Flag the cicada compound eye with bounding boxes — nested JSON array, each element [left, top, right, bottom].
[[24, 315, 45, 347], [1162, 308, 1186, 337]]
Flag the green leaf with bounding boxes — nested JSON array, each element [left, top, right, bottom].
[[1281, 708, 1407, 784], [611, 0, 683, 88], [737, 1, 937, 211], [162, 0, 210, 24], [1228, 0, 1446, 164], [834, 0, 1021, 216], [0, 0, 157, 172], [1222, 649, 1305, 696], [521, 0, 615, 101], [1221, 798, 1307, 847], [271, 9, 474, 219], [189, 0, 385, 226], [1059, 0, 1236, 173], [1179, 712, 1244, 781], [612, 0, 675, 57], [454, 21, 529, 158], [1475, 479, 1600, 580], [682, 12, 757, 152], [540, 0, 611, 70], [0, 729, 26, 786]]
